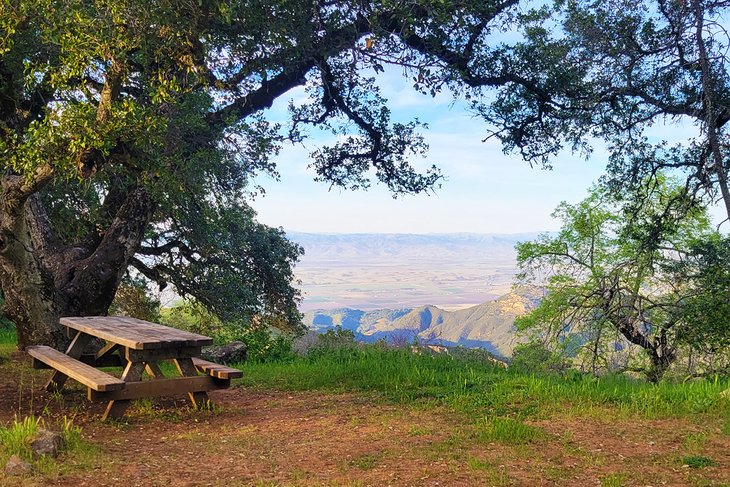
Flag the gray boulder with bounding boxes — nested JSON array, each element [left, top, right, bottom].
[[30, 428, 64, 458], [201, 341, 247, 365]]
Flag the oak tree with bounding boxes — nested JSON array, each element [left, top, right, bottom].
[[1, 0, 553, 348], [516, 179, 716, 382]]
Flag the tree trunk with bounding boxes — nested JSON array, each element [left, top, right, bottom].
[[0, 178, 153, 350], [645, 350, 674, 384]]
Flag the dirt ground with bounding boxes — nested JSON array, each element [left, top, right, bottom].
[[1, 352, 729, 486]]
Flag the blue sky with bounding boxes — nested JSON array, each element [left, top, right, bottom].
[[250, 70, 703, 235]]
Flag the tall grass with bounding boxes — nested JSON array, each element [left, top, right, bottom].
[[0, 415, 83, 463], [0, 327, 16, 353], [238, 344, 730, 420], [0, 416, 41, 461]]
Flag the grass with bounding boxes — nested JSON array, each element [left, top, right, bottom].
[[238, 344, 730, 421], [0, 327, 17, 358], [0, 415, 84, 457], [478, 416, 543, 445], [601, 473, 625, 487], [0, 415, 42, 461], [682, 455, 718, 468]]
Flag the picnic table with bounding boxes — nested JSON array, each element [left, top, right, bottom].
[[26, 316, 242, 420]]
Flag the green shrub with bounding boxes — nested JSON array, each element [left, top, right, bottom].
[[305, 326, 360, 360], [510, 341, 569, 375], [222, 322, 295, 363], [161, 301, 296, 363]]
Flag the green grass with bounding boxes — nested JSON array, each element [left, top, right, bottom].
[[478, 416, 543, 444], [682, 455, 717, 468], [601, 473, 625, 487], [0, 415, 42, 461], [237, 344, 730, 421], [0, 328, 17, 358], [0, 415, 86, 465]]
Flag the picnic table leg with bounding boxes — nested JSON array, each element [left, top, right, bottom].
[[45, 331, 90, 393], [173, 358, 209, 409], [145, 361, 164, 378], [102, 361, 145, 421]]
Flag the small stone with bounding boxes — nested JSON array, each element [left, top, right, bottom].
[[30, 428, 64, 458], [4, 455, 32, 476]]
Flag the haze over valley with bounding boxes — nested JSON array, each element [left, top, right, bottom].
[[290, 232, 535, 311]]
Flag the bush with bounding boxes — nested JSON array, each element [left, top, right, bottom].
[[221, 322, 295, 363], [510, 341, 570, 375], [160, 301, 296, 363], [109, 279, 161, 322]]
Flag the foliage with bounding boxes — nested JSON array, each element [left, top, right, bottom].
[[0, 415, 82, 466], [160, 300, 294, 362], [671, 235, 730, 353], [480, 0, 730, 224], [0, 416, 41, 462], [160, 301, 226, 340], [510, 341, 569, 376], [108, 278, 161, 323], [516, 178, 718, 382], [313, 326, 358, 349], [3, 0, 556, 346], [220, 322, 295, 363]]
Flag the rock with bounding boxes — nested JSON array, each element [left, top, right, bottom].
[[4, 455, 31, 476], [201, 341, 247, 365], [30, 428, 64, 458]]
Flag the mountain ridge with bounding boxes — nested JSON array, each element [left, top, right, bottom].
[[303, 286, 542, 357]]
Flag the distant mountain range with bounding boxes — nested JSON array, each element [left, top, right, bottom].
[[303, 286, 543, 358]]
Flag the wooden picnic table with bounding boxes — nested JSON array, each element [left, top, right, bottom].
[[27, 316, 242, 420]]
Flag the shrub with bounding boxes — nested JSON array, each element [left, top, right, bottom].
[[510, 341, 570, 375], [222, 322, 295, 363]]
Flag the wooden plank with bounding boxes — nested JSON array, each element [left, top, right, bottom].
[[27, 346, 126, 392], [192, 358, 243, 379], [89, 376, 229, 401], [145, 362, 164, 379], [95, 341, 119, 360], [33, 353, 124, 369], [45, 332, 91, 392], [60, 316, 213, 350]]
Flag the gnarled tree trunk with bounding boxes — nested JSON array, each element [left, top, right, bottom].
[[0, 175, 153, 349]]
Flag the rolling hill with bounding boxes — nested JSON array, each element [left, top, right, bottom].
[[303, 286, 542, 357]]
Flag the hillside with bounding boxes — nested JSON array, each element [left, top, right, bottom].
[[304, 286, 542, 357]]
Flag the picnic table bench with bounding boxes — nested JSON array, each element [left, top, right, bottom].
[[27, 316, 242, 420]]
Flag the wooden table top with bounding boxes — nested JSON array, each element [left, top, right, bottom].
[[59, 316, 214, 350]]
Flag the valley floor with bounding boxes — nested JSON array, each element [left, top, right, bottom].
[[1, 352, 730, 486]]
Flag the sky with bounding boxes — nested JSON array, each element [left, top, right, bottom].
[[249, 69, 704, 235]]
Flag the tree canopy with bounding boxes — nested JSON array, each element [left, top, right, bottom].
[[2, 0, 562, 347], [479, 0, 730, 220], [3, 0, 730, 358], [516, 177, 727, 382]]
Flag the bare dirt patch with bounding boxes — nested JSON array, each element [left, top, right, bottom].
[[1, 353, 729, 486]]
